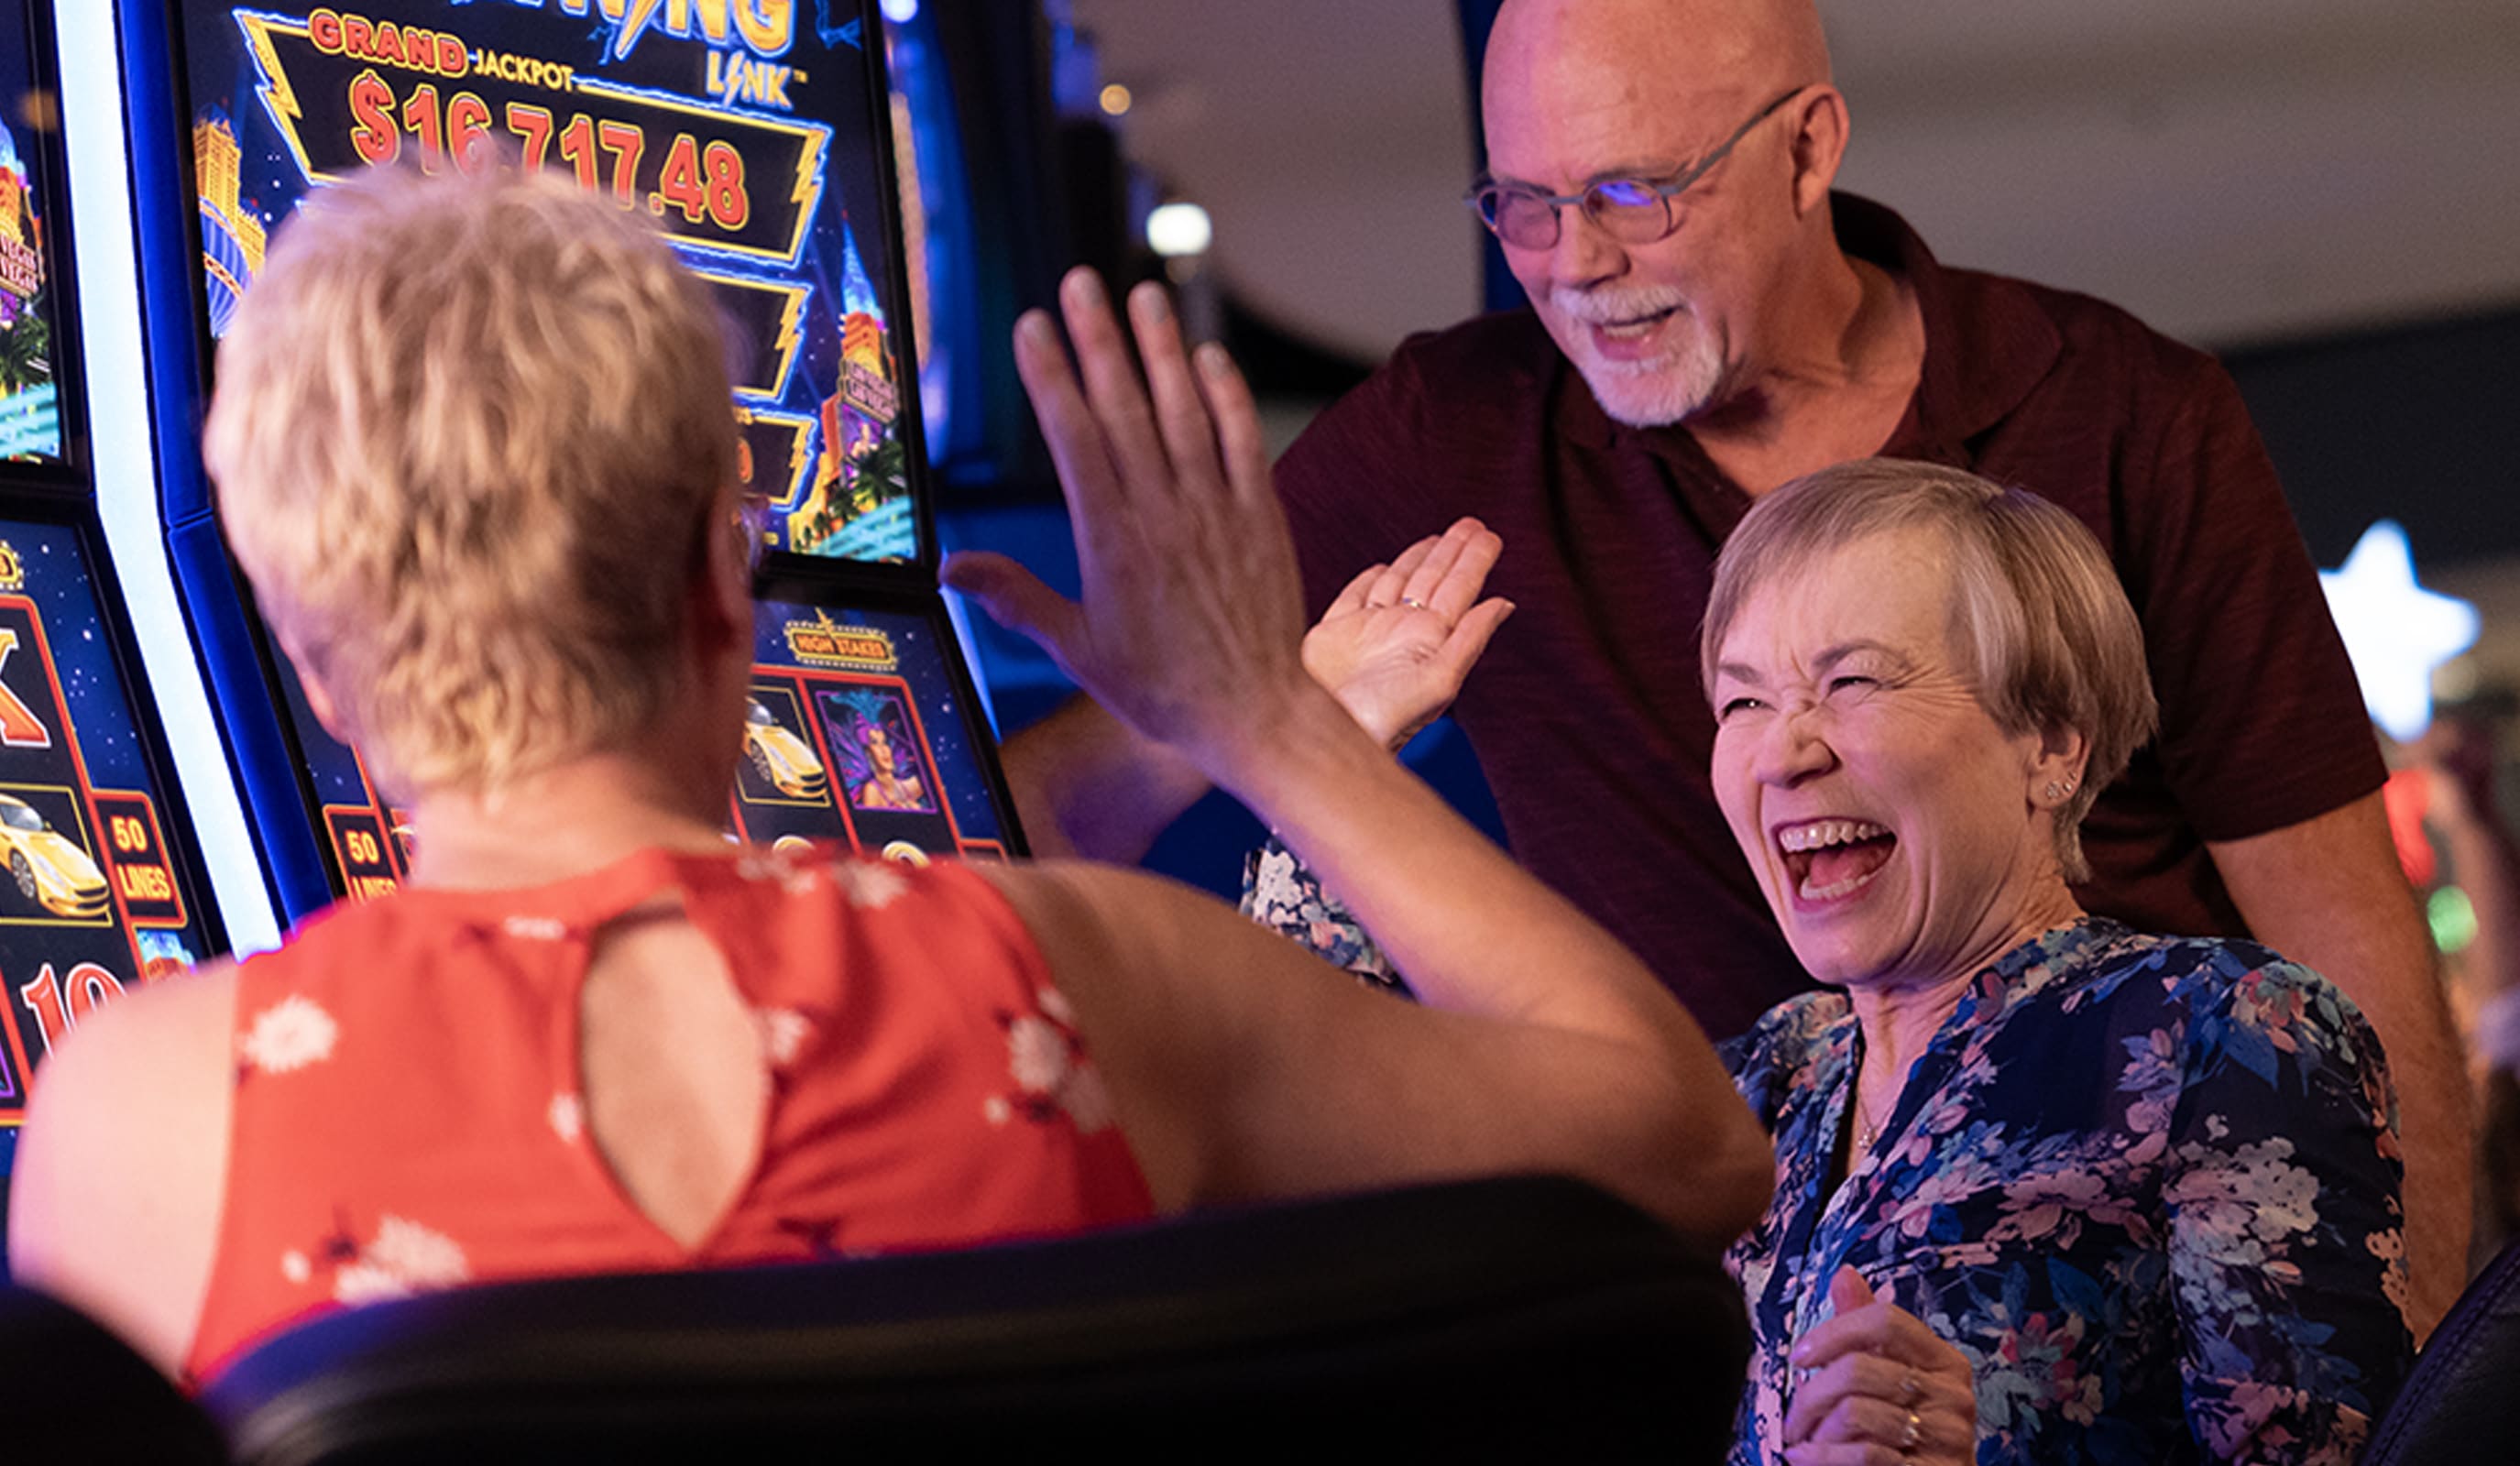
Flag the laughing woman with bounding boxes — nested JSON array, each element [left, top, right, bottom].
[[1260, 459, 2414, 1464]]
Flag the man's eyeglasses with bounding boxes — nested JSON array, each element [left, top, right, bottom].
[[1465, 87, 1806, 252]]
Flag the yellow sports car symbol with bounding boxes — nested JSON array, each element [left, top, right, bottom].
[[742, 698, 827, 800], [0, 794, 110, 919]]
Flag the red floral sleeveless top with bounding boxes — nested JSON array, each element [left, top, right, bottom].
[[185, 844, 1154, 1386]]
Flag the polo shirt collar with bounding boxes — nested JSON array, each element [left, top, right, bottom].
[[1550, 192, 2064, 460]]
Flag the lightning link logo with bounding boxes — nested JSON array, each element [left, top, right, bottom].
[[496, 1, 796, 65]]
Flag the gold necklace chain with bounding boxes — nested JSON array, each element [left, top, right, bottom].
[[1853, 1083, 1891, 1154]]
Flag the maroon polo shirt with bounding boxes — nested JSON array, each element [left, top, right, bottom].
[[1275, 193, 2384, 1040]]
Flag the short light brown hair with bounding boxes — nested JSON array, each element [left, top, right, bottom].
[[1700, 458, 2158, 881], [204, 165, 739, 795]]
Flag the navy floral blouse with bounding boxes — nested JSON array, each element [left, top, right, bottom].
[[1241, 842, 2412, 1464], [1724, 918, 2409, 1465]]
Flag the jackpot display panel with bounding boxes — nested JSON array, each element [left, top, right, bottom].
[[130, 0, 1020, 916], [179, 0, 930, 564]]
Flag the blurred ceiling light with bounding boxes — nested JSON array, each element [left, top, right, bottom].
[[2319, 519, 2479, 743], [880, 0, 919, 21], [1146, 202, 1212, 258], [1100, 83, 1133, 116]]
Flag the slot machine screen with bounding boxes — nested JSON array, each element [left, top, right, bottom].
[[173, 0, 929, 563], [159, 1, 963, 905], [0, 5, 67, 465], [0, 515, 218, 1134], [738, 588, 1017, 862]]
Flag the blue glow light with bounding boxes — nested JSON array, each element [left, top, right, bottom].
[[57, 9, 282, 953]]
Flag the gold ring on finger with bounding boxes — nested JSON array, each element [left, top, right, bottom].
[[1901, 1408, 1922, 1453]]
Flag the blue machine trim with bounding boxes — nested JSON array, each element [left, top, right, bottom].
[[124, 2, 336, 922]]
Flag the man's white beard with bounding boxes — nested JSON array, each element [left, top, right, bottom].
[[1543, 283, 1726, 428]]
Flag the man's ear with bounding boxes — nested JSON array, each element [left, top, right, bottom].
[[1788, 86, 1851, 215]]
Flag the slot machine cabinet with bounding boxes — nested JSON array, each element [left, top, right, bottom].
[[0, 2, 230, 1187], [124, 0, 1025, 917]]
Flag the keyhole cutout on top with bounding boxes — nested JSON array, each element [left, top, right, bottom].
[[576, 897, 769, 1250]]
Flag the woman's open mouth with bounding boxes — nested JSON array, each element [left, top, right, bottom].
[[1778, 819, 1896, 903]]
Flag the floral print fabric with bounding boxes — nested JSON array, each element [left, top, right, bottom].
[[1238, 850, 2412, 1463], [1724, 919, 2410, 1465], [1241, 837, 1407, 993]]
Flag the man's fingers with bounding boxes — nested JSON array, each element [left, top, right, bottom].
[[1057, 268, 1174, 502], [939, 551, 1088, 671], [1129, 282, 1225, 498]]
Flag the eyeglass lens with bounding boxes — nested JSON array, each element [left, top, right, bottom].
[[1486, 179, 1671, 250]]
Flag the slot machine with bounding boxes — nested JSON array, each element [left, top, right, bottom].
[[120, 0, 1025, 922], [0, 2, 236, 1190]]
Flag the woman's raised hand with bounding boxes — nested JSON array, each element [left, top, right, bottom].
[[1303, 519, 1513, 750], [942, 268, 1331, 784], [1783, 1267, 1978, 1466]]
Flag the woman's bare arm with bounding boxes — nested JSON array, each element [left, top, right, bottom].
[[954, 269, 1769, 1247], [983, 856, 1770, 1252], [7, 964, 236, 1376]]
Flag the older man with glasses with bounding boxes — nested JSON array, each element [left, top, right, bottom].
[[950, 0, 2469, 1337]]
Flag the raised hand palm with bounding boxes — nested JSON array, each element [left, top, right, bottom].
[[1301, 520, 1512, 749]]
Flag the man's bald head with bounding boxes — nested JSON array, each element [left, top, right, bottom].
[[1475, 0, 1850, 429], [1484, 0, 1831, 155]]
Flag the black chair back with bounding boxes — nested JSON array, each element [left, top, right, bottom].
[[0, 1284, 225, 1464], [2361, 1238, 2520, 1464], [205, 1174, 1748, 1463]]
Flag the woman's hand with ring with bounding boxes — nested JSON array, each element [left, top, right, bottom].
[[1301, 517, 1513, 750], [1782, 1267, 1976, 1465]]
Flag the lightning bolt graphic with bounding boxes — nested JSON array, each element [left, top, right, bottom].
[[773, 284, 806, 392], [611, 0, 670, 62], [237, 13, 317, 184], [787, 417, 814, 508], [788, 129, 827, 236]]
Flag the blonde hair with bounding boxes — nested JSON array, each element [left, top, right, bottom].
[[204, 165, 739, 796], [1700, 458, 2159, 882]]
